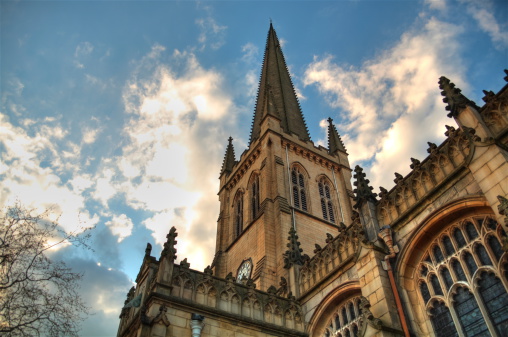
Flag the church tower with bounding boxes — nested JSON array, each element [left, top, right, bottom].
[[213, 23, 354, 292]]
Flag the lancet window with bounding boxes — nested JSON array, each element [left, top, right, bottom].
[[251, 174, 260, 219], [318, 178, 335, 223], [416, 215, 508, 336], [323, 296, 361, 337], [291, 166, 307, 211], [234, 192, 244, 238]]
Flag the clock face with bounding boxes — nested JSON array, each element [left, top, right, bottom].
[[237, 259, 253, 282]]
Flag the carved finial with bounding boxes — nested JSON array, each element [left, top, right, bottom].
[[267, 285, 278, 295], [439, 76, 478, 118], [161, 226, 178, 260], [204, 265, 213, 276], [444, 125, 457, 138], [180, 258, 190, 269], [410, 157, 421, 169], [225, 272, 235, 282], [482, 90, 496, 103], [379, 186, 388, 199], [359, 296, 383, 329], [313, 243, 322, 254], [504, 69, 508, 82], [283, 227, 305, 268], [353, 165, 377, 208], [145, 243, 152, 257], [427, 142, 438, 154], [394, 172, 403, 184], [325, 233, 334, 243]]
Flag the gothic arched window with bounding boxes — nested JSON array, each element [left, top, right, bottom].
[[251, 174, 260, 219], [234, 192, 244, 238], [291, 166, 307, 211], [318, 178, 335, 223], [415, 216, 508, 336], [323, 296, 361, 337], [429, 300, 458, 337]]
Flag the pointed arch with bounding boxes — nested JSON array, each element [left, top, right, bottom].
[[290, 163, 310, 212]]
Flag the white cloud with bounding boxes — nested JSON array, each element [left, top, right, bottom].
[[75, 41, 94, 58], [460, 0, 508, 49], [195, 17, 227, 50], [424, 0, 447, 11], [106, 214, 134, 242], [304, 17, 465, 190], [0, 114, 99, 233]]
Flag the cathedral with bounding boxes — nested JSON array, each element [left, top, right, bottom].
[[116, 24, 508, 337]]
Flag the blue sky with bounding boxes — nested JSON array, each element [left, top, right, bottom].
[[1, 0, 507, 335]]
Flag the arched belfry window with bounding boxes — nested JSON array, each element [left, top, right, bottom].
[[250, 174, 260, 219], [318, 177, 335, 223], [291, 166, 307, 211], [233, 192, 244, 238], [414, 215, 508, 336]]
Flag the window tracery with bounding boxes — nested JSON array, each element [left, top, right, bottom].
[[416, 216, 508, 336], [323, 296, 361, 337], [291, 167, 308, 212], [318, 178, 335, 223]]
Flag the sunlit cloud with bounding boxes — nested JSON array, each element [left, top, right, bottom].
[[304, 17, 465, 190], [106, 214, 134, 242]]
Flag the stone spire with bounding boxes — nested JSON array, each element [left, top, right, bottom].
[[439, 76, 478, 118], [327, 117, 346, 155], [220, 137, 236, 176], [353, 165, 377, 208], [249, 23, 310, 145]]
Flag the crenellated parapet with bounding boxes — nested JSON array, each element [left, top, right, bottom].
[[376, 124, 476, 228], [298, 213, 365, 295]]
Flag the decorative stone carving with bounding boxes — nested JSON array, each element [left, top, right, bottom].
[[161, 226, 178, 260], [283, 227, 306, 269], [358, 296, 383, 330], [439, 76, 479, 118]]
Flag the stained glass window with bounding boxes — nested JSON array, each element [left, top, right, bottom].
[[335, 315, 340, 329], [453, 228, 467, 248], [420, 265, 429, 277], [443, 236, 455, 256], [349, 302, 356, 320], [441, 267, 453, 291], [434, 245, 445, 263], [342, 307, 348, 324], [475, 244, 492, 266], [420, 281, 431, 303], [463, 252, 477, 277], [451, 259, 467, 282], [487, 235, 503, 262], [465, 222, 479, 241], [453, 287, 489, 336], [431, 274, 443, 296], [429, 301, 459, 337], [352, 325, 358, 337], [487, 218, 497, 231], [478, 271, 508, 335]]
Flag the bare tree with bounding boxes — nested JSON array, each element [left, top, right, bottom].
[[0, 203, 92, 337]]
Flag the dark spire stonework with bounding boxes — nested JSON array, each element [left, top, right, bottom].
[[327, 117, 347, 155], [353, 165, 377, 208], [250, 23, 310, 145], [220, 137, 236, 175], [439, 76, 479, 118]]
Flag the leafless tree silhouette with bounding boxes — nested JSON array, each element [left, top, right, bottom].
[[0, 203, 92, 337]]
